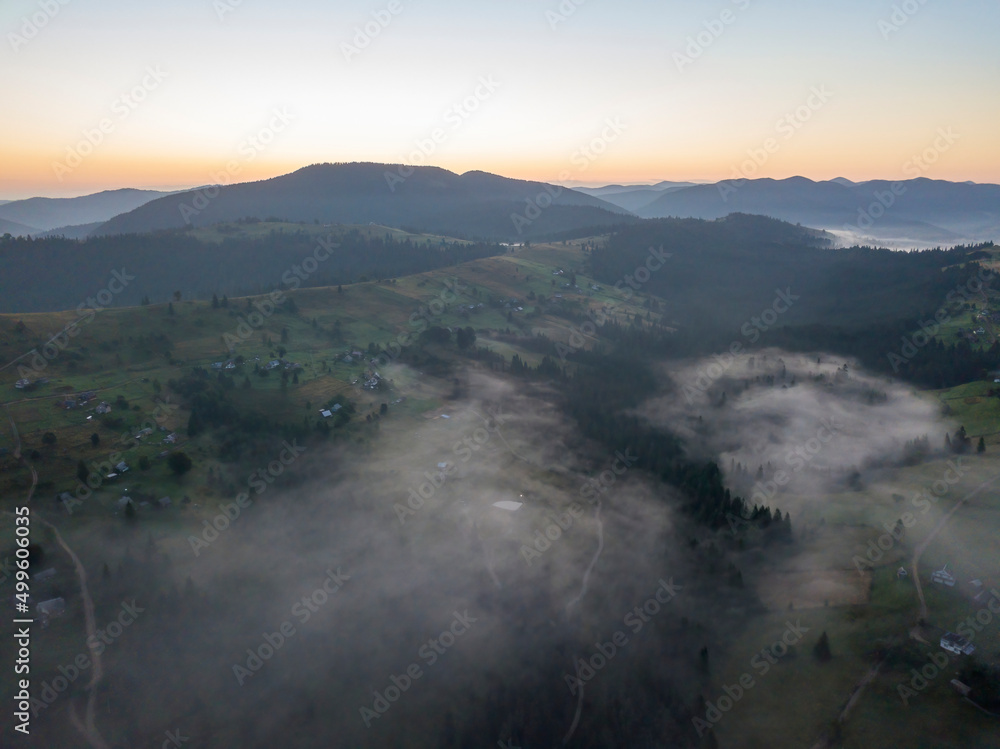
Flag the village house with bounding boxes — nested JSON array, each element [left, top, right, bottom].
[[37, 597, 66, 620], [932, 565, 956, 587], [940, 632, 976, 656]]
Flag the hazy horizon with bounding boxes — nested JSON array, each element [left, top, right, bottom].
[[0, 168, 994, 203], [3, 0, 999, 200]]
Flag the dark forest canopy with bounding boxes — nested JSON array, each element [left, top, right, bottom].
[[0, 224, 504, 313], [588, 215, 998, 382]]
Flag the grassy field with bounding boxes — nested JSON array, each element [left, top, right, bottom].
[[933, 381, 1000, 443], [0, 239, 656, 524]]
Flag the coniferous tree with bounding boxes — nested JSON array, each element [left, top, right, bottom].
[[813, 631, 832, 662]]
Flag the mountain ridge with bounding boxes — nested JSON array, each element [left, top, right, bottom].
[[93, 162, 636, 241]]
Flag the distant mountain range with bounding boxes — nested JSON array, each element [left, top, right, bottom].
[[0, 217, 38, 236], [5, 169, 997, 248], [0, 188, 171, 234], [93, 163, 636, 241], [583, 177, 1000, 248], [574, 181, 698, 213]]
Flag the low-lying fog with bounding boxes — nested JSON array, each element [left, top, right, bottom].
[[11, 351, 979, 748], [15, 368, 742, 749], [642, 350, 955, 516]]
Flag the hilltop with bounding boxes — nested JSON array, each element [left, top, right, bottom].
[[92, 163, 636, 241]]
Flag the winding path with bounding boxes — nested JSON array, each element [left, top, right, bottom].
[[4, 403, 109, 748]]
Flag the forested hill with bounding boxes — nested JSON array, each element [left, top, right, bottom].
[[0, 223, 503, 313], [92, 162, 637, 240], [589, 214, 999, 387], [591, 214, 987, 334]]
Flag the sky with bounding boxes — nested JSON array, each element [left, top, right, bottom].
[[2, 0, 999, 199]]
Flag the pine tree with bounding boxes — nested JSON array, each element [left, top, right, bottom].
[[813, 631, 832, 662]]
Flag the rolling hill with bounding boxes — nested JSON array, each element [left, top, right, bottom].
[[0, 188, 170, 233], [632, 177, 1000, 247], [574, 181, 697, 212], [0, 221, 506, 313], [0, 217, 38, 236], [92, 163, 636, 241]]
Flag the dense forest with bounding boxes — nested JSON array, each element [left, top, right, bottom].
[[588, 215, 998, 387], [590, 215, 991, 332], [0, 225, 504, 312]]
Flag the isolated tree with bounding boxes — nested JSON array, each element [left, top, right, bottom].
[[42, 432, 56, 445], [380, 402, 388, 415], [978, 437, 986, 454], [139, 455, 151, 471], [211, 293, 219, 308], [124, 500, 137, 521], [456, 326, 477, 350], [952, 426, 972, 454], [167, 451, 193, 476], [90, 433, 100, 447], [173, 290, 182, 302], [76, 459, 89, 483], [813, 631, 832, 662], [221, 294, 229, 307]]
